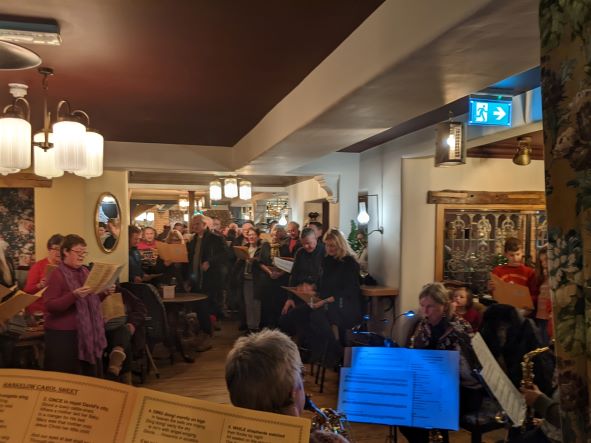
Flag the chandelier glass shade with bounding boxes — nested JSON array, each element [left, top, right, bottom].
[[74, 131, 103, 179], [209, 180, 222, 201], [34, 145, 63, 179], [53, 117, 87, 172], [224, 178, 238, 199], [178, 197, 189, 209], [239, 180, 252, 200], [0, 113, 31, 171]]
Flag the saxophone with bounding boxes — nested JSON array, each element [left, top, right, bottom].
[[305, 395, 352, 441], [520, 345, 551, 431]]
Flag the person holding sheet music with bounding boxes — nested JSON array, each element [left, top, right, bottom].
[[279, 228, 324, 347], [308, 228, 362, 368], [0, 235, 15, 289], [24, 234, 63, 315], [401, 283, 482, 443], [43, 234, 116, 377]]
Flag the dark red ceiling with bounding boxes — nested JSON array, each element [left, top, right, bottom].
[[0, 1, 383, 146]]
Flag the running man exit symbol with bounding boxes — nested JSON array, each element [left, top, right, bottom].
[[468, 97, 512, 127], [475, 102, 488, 123]]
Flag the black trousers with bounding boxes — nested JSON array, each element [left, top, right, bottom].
[[44, 329, 102, 377]]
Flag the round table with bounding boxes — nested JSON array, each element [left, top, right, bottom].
[[161, 293, 207, 304], [162, 293, 208, 363]]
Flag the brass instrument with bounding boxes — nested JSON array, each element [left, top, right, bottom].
[[305, 395, 352, 441], [520, 345, 551, 431]]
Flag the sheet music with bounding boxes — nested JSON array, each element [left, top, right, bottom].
[[491, 274, 533, 309], [0, 288, 45, 322], [338, 347, 459, 430], [273, 257, 293, 273], [472, 333, 526, 426], [84, 263, 124, 294]]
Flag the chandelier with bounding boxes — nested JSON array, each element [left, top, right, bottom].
[[209, 177, 252, 201], [0, 67, 103, 179]]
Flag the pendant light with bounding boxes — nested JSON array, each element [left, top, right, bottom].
[[33, 131, 62, 179], [224, 178, 238, 199], [0, 85, 31, 171], [239, 180, 252, 200], [209, 179, 222, 201]]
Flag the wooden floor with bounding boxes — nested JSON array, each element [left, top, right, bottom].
[[143, 320, 507, 443]]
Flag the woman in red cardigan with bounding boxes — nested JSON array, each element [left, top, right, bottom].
[[24, 234, 64, 315]]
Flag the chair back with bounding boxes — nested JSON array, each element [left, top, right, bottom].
[[120, 282, 169, 342]]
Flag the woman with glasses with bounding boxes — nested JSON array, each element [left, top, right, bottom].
[[24, 234, 64, 315], [43, 234, 115, 377]]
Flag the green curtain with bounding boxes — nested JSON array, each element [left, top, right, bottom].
[[540, 1, 591, 441]]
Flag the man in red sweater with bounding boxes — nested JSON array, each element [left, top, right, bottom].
[[490, 237, 536, 309]]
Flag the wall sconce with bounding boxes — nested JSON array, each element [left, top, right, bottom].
[[357, 202, 370, 225], [435, 117, 465, 167], [512, 136, 532, 166], [357, 194, 383, 235]]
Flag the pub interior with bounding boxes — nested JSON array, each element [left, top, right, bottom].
[[0, 1, 587, 442]]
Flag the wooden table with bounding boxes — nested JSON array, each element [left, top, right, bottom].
[[162, 293, 208, 363], [361, 285, 399, 335]]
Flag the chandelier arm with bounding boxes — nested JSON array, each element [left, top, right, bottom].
[[2, 97, 30, 120], [71, 109, 90, 127], [56, 100, 72, 121]]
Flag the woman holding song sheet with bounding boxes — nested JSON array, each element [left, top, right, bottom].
[[43, 234, 115, 377]]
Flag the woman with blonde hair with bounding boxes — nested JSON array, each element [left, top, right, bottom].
[[308, 228, 362, 366], [400, 282, 481, 443]]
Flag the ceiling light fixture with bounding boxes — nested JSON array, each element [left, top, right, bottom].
[[224, 178, 238, 199], [0, 67, 104, 178], [209, 180, 222, 201], [239, 180, 252, 200], [512, 136, 532, 166]]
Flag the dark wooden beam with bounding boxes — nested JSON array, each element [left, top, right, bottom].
[[427, 190, 546, 205], [0, 173, 52, 188]]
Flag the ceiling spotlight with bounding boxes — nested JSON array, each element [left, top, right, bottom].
[[513, 136, 532, 166]]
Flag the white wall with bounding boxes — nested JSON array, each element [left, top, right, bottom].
[[359, 126, 546, 313], [289, 152, 360, 235]]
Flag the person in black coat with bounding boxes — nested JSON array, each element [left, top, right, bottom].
[[480, 303, 554, 396], [278, 228, 325, 345], [185, 215, 228, 343], [308, 228, 362, 366]]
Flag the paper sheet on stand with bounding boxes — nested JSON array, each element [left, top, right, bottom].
[[472, 333, 526, 426], [338, 347, 459, 430]]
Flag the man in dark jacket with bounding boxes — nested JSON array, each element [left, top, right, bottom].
[[185, 215, 228, 349], [279, 222, 302, 258]]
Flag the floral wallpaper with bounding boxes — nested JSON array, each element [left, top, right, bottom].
[[0, 188, 35, 268], [541, 1, 591, 441]]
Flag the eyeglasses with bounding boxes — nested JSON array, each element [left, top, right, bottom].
[[69, 249, 88, 257]]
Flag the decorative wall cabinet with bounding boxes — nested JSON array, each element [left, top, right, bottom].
[[430, 191, 547, 293]]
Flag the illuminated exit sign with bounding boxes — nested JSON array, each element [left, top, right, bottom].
[[468, 96, 512, 127]]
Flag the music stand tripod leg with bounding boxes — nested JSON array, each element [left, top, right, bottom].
[[385, 425, 397, 443]]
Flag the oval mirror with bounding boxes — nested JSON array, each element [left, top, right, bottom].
[[95, 192, 121, 253]]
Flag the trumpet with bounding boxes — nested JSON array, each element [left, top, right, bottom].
[[305, 395, 352, 441]]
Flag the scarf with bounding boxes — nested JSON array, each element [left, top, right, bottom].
[[58, 262, 107, 364]]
